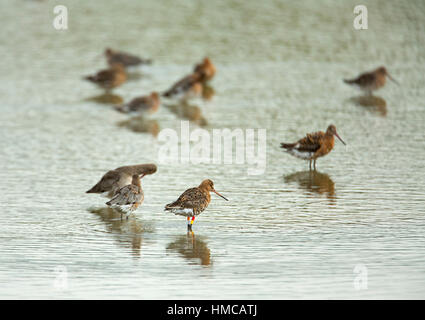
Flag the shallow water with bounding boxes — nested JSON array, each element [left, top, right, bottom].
[[0, 0, 425, 299]]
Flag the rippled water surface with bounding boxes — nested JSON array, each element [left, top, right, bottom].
[[1, 0, 425, 299]]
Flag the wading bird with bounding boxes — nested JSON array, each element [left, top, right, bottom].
[[115, 92, 160, 114], [343, 66, 399, 95], [165, 179, 228, 231], [105, 48, 152, 68], [280, 125, 346, 170], [106, 174, 144, 219], [86, 163, 157, 198], [84, 63, 127, 91], [162, 73, 203, 100]]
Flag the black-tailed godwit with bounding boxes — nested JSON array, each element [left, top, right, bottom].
[[115, 92, 160, 114], [84, 63, 127, 91], [280, 125, 346, 170], [86, 163, 157, 198], [105, 48, 152, 68], [106, 174, 144, 219], [165, 179, 228, 231], [343, 66, 399, 95], [162, 73, 203, 100]]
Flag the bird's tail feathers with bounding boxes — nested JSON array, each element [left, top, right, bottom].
[[280, 142, 295, 149]]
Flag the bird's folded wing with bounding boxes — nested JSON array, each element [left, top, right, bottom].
[[95, 70, 115, 82], [351, 73, 375, 86], [111, 185, 141, 205], [166, 188, 206, 208], [296, 132, 323, 152], [165, 74, 200, 96], [128, 97, 149, 110]]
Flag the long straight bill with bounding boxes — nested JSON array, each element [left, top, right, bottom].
[[213, 190, 229, 201], [335, 132, 346, 145]]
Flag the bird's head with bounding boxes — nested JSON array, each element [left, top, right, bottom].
[[327, 124, 346, 145], [199, 179, 228, 201]]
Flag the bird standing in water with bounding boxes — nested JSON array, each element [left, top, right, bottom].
[[106, 174, 144, 219], [162, 73, 203, 101], [86, 163, 157, 198], [343, 66, 399, 95], [162, 57, 216, 101], [105, 48, 152, 68], [84, 63, 127, 91], [280, 125, 346, 170], [165, 179, 228, 231], [115, 92, 160, 114]]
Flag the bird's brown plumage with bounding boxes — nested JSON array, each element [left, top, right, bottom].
[[84, 63, 127, 90], [115, 92, 160, 114], [343, 66, 392, 94], [106, 174, 144, 210], [86, 163, 157, 198], [105, 48, 152, 68], [165, 179, 227, 217], [166, 187, 211, 216], [162, 58, 215, 100], [163, 73, 203, 99], [280, 125, 345, 169], [193, 57, 216, 82]]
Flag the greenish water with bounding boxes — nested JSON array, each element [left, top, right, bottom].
[[0, 0, 424, 299]]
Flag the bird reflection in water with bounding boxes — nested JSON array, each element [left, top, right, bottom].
[[84, 92, 124, 105], [284, 170, 336, 204], [89, 206, 154, 258], [117, 115, 160, 137], [349, 95, 387, 117], [165, 101, 208, 127], [166, 232, 211, 266]]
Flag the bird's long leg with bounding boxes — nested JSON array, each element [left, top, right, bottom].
[[126, 207, 133, 220], [313, 159, 317, 171], [187, 216, 192, 232], [187, 216, 195, 231], [309, 159, 312, 171]]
